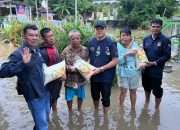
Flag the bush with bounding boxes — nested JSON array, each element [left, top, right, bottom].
[[1, 20, 94, 52], [140, 21, 149, 30], [1, 20, 24, 46]]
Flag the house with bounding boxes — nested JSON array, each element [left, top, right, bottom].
[[0, 0, 15, 17], [39, 7, 55, 21], [89, 0, 119, 21]]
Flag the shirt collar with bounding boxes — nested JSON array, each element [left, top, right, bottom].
[[40, 42, 54, 48], [69, 45, 83, 52], [22, 41, 38, 53], [151, 33, 161, 40], [96, 35, 106, 41]]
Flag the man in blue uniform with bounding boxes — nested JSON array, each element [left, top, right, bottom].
[[142, 19, 171, 111], [88, 20, 118, 113], [0, 25, 50, 130]]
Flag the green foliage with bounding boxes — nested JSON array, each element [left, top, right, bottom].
[[14, 0, 94, 20], [1, 20, 94, 52], [1, 20, 24, 45], [57, 21, 94, 51], [117, 0, 178, 29], [49, 0, 73, 19], [156, 0, 178, 18], [174, 7, 180, 16], [49, 0, 94, 20], [36, 20, 94, 52], [140, 21, 150, 30]]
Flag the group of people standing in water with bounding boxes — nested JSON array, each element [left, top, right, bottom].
[[0, 18, 171, 130]]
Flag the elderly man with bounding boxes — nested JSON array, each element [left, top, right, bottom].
[[61, 30, 89, 112], [0, 24, 50, 130]]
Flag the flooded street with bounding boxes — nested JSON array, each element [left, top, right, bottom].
[[0, 61, 180, 130]]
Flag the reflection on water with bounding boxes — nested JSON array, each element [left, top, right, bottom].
[[137, 106, 160, 130], [0, 64, 180, 130], [0, 107, 9, 130], [116, 108, 137, 130]]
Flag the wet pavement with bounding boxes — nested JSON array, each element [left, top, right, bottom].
[[0, 62, 180, 130]]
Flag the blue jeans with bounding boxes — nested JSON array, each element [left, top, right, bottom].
[[27, 94, 50, 130]]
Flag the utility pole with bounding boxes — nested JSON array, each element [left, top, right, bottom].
[[75, 0, 77, 24], [35, 0, 39, 20], [29, 6, 32, 21], [41, 0, 49, 21], [9, 1, 12, 19], [46, 0, 48, 21]]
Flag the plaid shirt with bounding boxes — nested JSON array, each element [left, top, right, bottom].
[[61, 45, 89, 87]]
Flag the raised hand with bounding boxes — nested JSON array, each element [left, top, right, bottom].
[[22, 47, 32, 64]]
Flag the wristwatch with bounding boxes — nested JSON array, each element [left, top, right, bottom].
[[153, 61, 157, 66], [100, 66, 105, 72]]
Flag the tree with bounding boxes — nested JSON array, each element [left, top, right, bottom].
[[117, 0, 156, 28], [77, 0, 94, 21], [13, 0, 94, 20], [49, 0, 73, 19], [117, 0, 178, 29], [49, 0, 94, 20], [156, 0, 178, 18]]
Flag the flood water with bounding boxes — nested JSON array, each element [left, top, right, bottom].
[[0, 60, 180, 130]]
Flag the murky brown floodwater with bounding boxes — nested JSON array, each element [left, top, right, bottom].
[[0, 58, 180, 130]]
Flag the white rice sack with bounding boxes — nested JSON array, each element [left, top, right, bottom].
[[137, 48, 148, 63], [44, 60, 66, 85], [137, 48, 148, 69], [74, 58, 96, 80]]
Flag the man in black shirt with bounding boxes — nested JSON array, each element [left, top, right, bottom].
[[142, 19, 171, 111]]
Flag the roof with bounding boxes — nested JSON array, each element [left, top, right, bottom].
[[93, 0, 119, 4], [0, 0, 12, 4], [0, 0, 12, 7]]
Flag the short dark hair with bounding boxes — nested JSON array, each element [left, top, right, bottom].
[[151, 19, 163, 26], [23, 24, 38, 34], [120, 27, 131, 35], [40, 27, 51, 38]]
